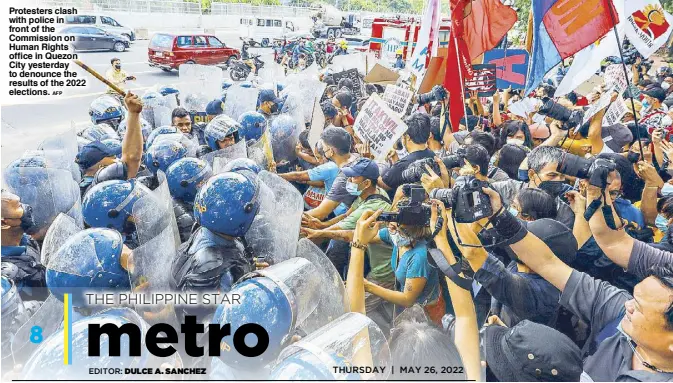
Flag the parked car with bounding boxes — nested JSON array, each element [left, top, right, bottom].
[[148, 33, 240, 72], [63, 14, 135, 42], [59, 26, 129, 52]]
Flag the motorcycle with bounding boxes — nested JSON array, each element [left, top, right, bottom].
[[229, 55, 265, 81]]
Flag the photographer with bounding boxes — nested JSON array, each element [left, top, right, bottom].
[[379, 113, 435, 197], [468, 187, 673, 380], [463, 131, 510, 181]]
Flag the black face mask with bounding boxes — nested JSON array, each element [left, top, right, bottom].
[[19, 203, 38, 235], [114, 64, 121, 70], [627, 151, 641, 163], [538, 180, 567, 199], [270, 104, 279, 114]]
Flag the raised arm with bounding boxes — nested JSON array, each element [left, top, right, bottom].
[[121, 92, 143, 179]]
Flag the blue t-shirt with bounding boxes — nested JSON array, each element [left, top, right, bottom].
[[614, 198, 645, 229], [378, 228, 440, 305], [307, 161, 339, 193]]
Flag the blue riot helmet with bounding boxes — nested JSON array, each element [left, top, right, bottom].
[[146, 125, 179, 148], [145, 140, 188, 174], [222, 80, 233, 91], [80, 123, 119, 142], [45, 228, 130, 306], [212, 257, 322, 370], [159, 85, 180, 97], [100, 139, 122, 158], [82, 180, 144, 232], [204, 114, 241, 150], [222, 157, 262, 175], [276, 82, 285, 94], [77, 136, 91, 152], [117, 116, 153, 141], [237, 111, 267, 141], [270, 312, 391, 380], [21, 308, 181, 380], [193, 172, 259, 237], [240, 81, 253, 88], [166, 158, 212, 204], [89, 95, 125, 128]]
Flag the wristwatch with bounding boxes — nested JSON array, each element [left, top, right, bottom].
[[350, 240, 367, 250]]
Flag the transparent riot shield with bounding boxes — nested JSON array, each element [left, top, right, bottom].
[[272, 312, 391, 380], [179, 64, 223, 104], [281, 74, 327, 125], [129, 171, 180, 325], [38, 129, 82, 182], [3, 166, 83, 235], [245, 171, 303, 264], [19, 307, 182, 380], [246, 131, 274, 170], [295, 239, 349, 335], [41, 213, 83, 267], [201, 139, 249, 172], [258, 60, 286, 86], [10, 295, 63, 367], [223, 85, 260, 121], [151, 132, 200, 157], [267, 113, 301, 167], [279, 91, 306, 130]]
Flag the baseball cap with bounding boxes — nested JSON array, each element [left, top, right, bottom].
[[644, 86, 667, 102], [206, 99, 224, 116], [75, 140, 121, 170], [525, 218, 578, 265], [529, 123, 551, 140], [259, 89, 281, 104], [342, 158, 380, 181], [602, 124, 633, 153], [626, 100, 643, 120], [483, 320, 582, 382]]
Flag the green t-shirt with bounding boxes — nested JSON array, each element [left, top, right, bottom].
[[337, 188, 395, 284]]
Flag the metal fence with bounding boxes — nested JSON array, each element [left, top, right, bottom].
[[37, 0, 202, 14], [211, 3, 315, 17]]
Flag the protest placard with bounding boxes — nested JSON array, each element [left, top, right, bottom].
[[464, 64, 497, 97], [582, 91, 614, 125], [353, 94, 408, 160], [308, 98, 325, 151], [603, 96, 628, 126], [483, 49, 530, 89], [604, 64, 629, 94], [382, 85, 414, 115], [332, 68, 364, 99]]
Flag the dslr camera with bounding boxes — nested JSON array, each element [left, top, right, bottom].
[[452, 175, 493, 223], [379, 184, 431, 226], [537, 98, 585, 131], [441, 147, 466, 170], [402, 158, 441, 183], [417, 85, 448, 106], [557, 153, 616, 188]]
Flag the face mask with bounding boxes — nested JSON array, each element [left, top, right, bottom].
[[538, 180, 567, 199], [19, 203, 38, 235], [507, 206, 519, 217], [507, 138, 525, 146], [656, 214, 670, 232], [114, 64, 121, 70], [642, 100, 651, 111], [662, 183, 673, 196], [270, 104, 279, 114], [390, 231, 412, 248], [663, 82, 671, 91], [518, 169, 529, 181], [627, 151, 641, 164], [396, 146, 408, 158], [345, 181, 363, 196]]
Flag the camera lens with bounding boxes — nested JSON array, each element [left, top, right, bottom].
[[557, 153, 593, 179], [442, 155, 464, 169]]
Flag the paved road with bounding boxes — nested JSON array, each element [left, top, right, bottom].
[[1, 37, 273, 166]]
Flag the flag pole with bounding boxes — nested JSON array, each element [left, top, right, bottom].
[[605, 4, 644, 159]]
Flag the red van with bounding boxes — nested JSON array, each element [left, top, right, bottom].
[[148, 33, 240, 72]]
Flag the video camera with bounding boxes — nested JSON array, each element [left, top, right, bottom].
[[378, 184, 431, 226], [401, 158, 441, 183], [537, 98, 585, 131], [557, 153, 616, 188], [417, 85, 448, 106]]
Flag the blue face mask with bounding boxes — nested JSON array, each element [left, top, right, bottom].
[[656, 215, 670, 232], [642, 99, 651, 111], [390, 231, 412, 248], [662, 183, 673, 197], [518, 169, 529, 181], [345, 181, 363, 196], [508, 206, 519, 217]]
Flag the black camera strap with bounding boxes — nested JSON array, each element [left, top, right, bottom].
[[583, 192, 621, 230], [428, 248, 473, 291]]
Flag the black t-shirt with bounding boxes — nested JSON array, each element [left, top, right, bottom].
[[382, 148, 435, 198]]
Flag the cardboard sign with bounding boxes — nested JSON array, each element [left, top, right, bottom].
[[382, 85, 414, 115], [353, 94, 408, 160], [464, 64, 497, 97], [363, 63, 401, 86], [604, 65, 629, 94], [582, 91, 614, 125], [332, 68, 364, 99], [308, 98, 325, 151], [483, 49, 530, 89], [603, 96, 629, 126]]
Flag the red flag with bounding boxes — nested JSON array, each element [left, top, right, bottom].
[[463, 0, 518, 59], [444, 0, 473, 132]]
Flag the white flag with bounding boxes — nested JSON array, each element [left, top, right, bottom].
[[407, 0, 441, 82], [624, 0, 673, 58], [555, 0, 626, 97]]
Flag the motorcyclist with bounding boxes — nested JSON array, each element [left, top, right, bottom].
[[241, 42, 259, 76], [292, 39, 310, 67], [336, 39, 348, 55]]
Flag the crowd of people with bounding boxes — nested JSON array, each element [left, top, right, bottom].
[[2, 34, 673, 382]]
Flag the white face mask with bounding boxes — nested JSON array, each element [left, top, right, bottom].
[[663, 82, 672, 91], [507, 138, 525, 146]]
